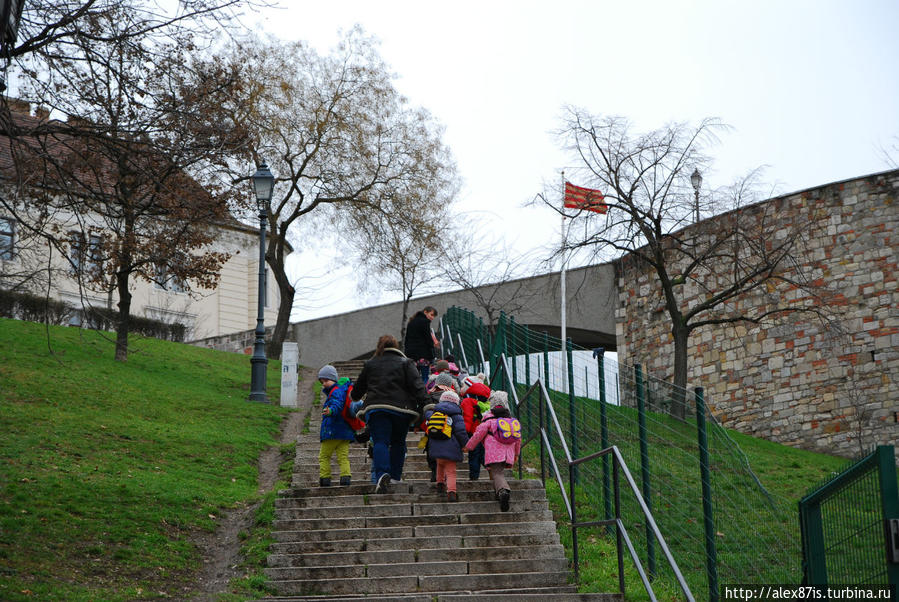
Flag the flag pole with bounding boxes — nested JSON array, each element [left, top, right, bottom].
[[560, 170, 568, 393]]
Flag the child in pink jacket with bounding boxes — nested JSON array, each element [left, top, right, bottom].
[[464, 391, 521, 511]]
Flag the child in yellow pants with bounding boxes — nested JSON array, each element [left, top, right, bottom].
[[317, 365, 355, 486]]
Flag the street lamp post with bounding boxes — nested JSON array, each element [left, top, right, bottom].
[[248, 162, 274, 403], [690, 168, 702, 223]]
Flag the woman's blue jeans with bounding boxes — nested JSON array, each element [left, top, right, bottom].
[[367, 411, 410, 482]]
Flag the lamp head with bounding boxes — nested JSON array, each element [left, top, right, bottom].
[[690, 168, 702, 192], [252, 163, 275, 213]]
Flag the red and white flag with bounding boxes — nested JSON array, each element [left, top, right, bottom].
[[564, 181, 606, 214]]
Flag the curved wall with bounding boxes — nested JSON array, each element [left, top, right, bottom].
[[615, 170, 898, 458]]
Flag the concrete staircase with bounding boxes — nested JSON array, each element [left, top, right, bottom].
[[330, 360, 367, 382], [263, 383, 620, 601]]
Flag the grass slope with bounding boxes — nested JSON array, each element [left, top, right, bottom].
[[0, 319, 291, 601]]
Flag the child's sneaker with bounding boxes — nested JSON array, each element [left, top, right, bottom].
[[498, 489, 511, 512], [319, 477, 331, 487], [436, 482, 446, 494], [447, 491, 458, 502], [339, 476, 351, 486], [375, 473, 390, 494]]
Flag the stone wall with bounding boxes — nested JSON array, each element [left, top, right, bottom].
[[189, 325, 277, 355], [615, 170, 898, 459]]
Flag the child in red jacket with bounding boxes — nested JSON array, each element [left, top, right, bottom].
[[459, 382, 491, 480]]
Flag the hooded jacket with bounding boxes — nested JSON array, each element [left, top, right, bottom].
[[425, 400, 470, 462], [352, 348, 428, 423], [465, 406, 521, 468], [320, 381, 356, 442]]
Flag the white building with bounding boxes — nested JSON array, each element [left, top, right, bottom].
[[0, 100, 281, 340]]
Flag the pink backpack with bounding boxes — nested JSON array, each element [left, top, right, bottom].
[[491, 417, 522, 445]]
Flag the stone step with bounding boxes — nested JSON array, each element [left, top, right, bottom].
[[272, 519, 559, 544], [264, 556, 569, 581], [267, 543, 565, 568], [274, 485, 545, 509], [269, 531, 562, 555], [277, 478, 542, 499], [273, 508, 554, 530], [268, 569, 571, 596], [258, 591, 619, 602]]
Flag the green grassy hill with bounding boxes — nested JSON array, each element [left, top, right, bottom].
[[0, 319, 292, 601], [516, 384, 851, 600]]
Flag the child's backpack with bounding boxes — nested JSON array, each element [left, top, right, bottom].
[[426, 411, 453, 440], [491, 416, 522, 445], [338, 381, 367, 432]]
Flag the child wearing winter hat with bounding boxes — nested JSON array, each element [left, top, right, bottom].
[[420, 371, 458, 482], [460, 381, 491, 480], [424, 390, 469, 502], [317, 365, 355, 487], [465, 390, 521, 511]]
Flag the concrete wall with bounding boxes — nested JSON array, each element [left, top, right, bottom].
[[615, 169, 899, 459], [286, 262, 618, 370]]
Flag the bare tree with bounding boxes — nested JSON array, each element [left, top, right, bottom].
[[441, 234, 543, 334], [548, 109, 833, 418], [188, 29, 459, 356], [349, 202, 446, 341]]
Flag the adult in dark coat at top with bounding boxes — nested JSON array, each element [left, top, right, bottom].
[[352, 334, 428, 493], [404, 306, 439, 383]]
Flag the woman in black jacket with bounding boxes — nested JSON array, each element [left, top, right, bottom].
[[404, 306, 439, 383], [352, 334, 429, 493]]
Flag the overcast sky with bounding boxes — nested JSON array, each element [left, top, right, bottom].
[[248, 1, 899, 321]]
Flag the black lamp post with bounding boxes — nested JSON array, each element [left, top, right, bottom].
[[248, 162, 274, 403], [690, 168, 702, 223]]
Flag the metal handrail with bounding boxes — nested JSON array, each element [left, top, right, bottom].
[[503, 353, 694, 601], [455, 333, 469, 370]]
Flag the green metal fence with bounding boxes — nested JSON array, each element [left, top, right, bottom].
[[799, 445, 899, 589], [439, 306, 827, 600]]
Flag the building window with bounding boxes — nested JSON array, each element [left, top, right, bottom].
[[70, 232, 103, 277], [154, 264, 186, 293], [0, 216, 15, 260]]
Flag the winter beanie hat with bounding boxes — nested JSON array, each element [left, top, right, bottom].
[[434, 372, 457, 390], [434, 359, 450, 372], [488, 390, 510, 411], [439, 390, 460, 405], [317, 364, 339, 382]]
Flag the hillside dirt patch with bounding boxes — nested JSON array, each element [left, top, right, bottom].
[[185, 366, 316, 601]]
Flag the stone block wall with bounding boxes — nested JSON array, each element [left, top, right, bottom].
[[615, 170, 898, 459], [189, 325, 277, 355]]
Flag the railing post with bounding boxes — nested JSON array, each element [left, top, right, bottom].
[[571, 460, 580, 584], [595, 347, 612, 534], [478, 317, 485, 374], [613, 457, 625, 596], [510, 316, 518, 392], [524, 327, 531, 388], [876, 446, 899, 589], [541, 332, 549, 487], [635, 363, 656, 580], [695, 387, 719, 602], [543, 332, 550, 397], [567, 338, 578, 484]]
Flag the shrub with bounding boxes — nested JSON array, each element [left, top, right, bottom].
[[0, 288, 182, 340]]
